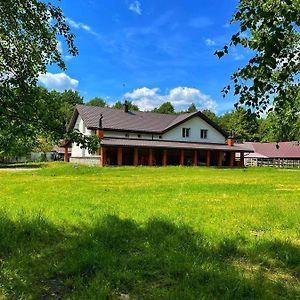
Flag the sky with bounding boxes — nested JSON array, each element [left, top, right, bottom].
[[39, 0, 250, 115]]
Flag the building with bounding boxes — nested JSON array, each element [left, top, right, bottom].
[[242, 141, 300, 168], [65, 103, 252, 167]]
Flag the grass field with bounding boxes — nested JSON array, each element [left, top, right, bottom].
[[0, 163, 299, 299]]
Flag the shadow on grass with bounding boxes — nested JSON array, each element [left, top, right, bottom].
[[0, 163, 44, 169], [0, 213, 299, 299]]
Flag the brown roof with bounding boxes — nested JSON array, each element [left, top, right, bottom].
[[101, 138, 252, 152], [242, 142, 300, 158], [68, 104, 227, 136]]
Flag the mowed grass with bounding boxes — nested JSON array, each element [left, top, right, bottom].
[[0, 163, 299, 299]]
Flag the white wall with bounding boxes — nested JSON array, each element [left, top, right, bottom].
[[71, 115, 98, 158], [163, 116, 225, 144]]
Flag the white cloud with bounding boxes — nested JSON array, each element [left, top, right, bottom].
[[38, 72, 79, 91], [205, 38, 216, 46], [129, 1, 142, 15], [66, 17, 94, 34], [125, 87, 217, 111], [56, 40, 63, 53]]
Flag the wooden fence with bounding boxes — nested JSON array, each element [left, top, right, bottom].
[[245, 158, 300, 168]]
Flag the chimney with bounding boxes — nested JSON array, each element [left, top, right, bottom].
[[99, 114, 103, 128], [227, 132, 234, 146], [124, 100, 129, 113], [96, 114, 104, 138]]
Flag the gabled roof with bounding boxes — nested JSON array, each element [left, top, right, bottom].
[[68, 104, 227, 137], [242, 142, 300, 158]]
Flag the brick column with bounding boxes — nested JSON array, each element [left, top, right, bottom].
[[64, 145, 69, 162], [218, 151, 223, 167], [229, 151, 235, 167], [193, 150, 198, 166], [162, 149, 167, 166], [133, 147, 139, 166], [148, 149, 153, 166], [117, 147, 123, 166], [100, 147, 106, 166], [180, 150, 184, 166], [240, 152, 245, 167], [206, 150, 211, 167]]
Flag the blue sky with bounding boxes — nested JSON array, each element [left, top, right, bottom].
[[39, 0, 249, 114]]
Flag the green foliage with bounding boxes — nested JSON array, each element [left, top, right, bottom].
[[86, 97, 107, 107], [218, 108, 260, 141], [202, 109, 220, 124], [0, 0, 77, 157], [216, 0, 300, 115], [187, 103, 197, 112], [152, 102, 175, 114], [111, 101, 139, 111], [65, 130, 100, 154], [0, 165, 299, 298]]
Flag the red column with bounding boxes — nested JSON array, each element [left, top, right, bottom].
[[240, 152, 245, 167], [133, 147, 139, 166], [218, 151, 223, 167], [229, 151, 235, 167], [64, 145, 69, 162], [117, 147, 123, 166], [100, 147, 106, 166], [162, 149, 167, 166], [180, 150, 184, 166], [206, 150, 211, 167], [193, 150, 198, 166], [148, 149, 153, 166]]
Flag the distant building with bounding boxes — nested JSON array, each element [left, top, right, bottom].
[[65, 103, 252, 167], [241, 142, 300, 168]]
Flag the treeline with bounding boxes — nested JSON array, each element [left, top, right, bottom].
[[86, 96, 300, 143], [1, 87, 299, 160]]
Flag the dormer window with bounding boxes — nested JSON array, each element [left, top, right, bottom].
[[182, 128, 190, 138], [200, 129, 208, 139]]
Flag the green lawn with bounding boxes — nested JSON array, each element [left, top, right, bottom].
[[0, 163, 299, 299]]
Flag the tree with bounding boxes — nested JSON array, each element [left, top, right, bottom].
[[0, 0, 78, 156], [111, 101, 139, 111], [86, 97, 107, 107], [202, 109, 220, 125], [259, 87, 300, 142], [152, 102, 175, 114], [218, 108, 260, 141], [187, 103, 197, 113], [216, 0, 300, 115]]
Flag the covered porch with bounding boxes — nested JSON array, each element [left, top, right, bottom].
[[98, 138, 249, 167]]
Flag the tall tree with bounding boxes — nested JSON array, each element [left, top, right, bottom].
[[111, 101, 139, 111], [0, 0, 78, 156], [202, 109, 220, 125], [187, 103, 197, 113], [152, 102, 175, 114], [86, 97, 107, 107], [259, 87, 300, 142], [218, 108, 260, 141], [216, 0, 300, 115]]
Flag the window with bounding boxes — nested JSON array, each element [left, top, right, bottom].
[[200, 129, 208, 139], [137, 134, 141, 138], [125, 133, 129, 138], [182, 128, 190, 138], [159, 135, 162, 139]]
